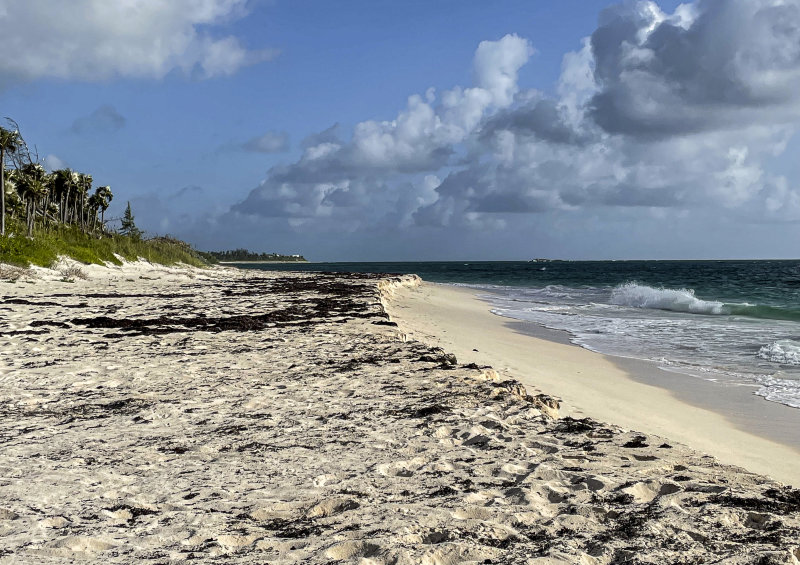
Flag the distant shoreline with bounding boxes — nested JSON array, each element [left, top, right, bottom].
[[218, 260, 311, 265]]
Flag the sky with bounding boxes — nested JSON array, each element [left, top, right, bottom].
[[2, 0, 800, 261]]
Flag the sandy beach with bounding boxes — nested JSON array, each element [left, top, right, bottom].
[[1, 263, 800, 563], [386, 282, 800, 487]]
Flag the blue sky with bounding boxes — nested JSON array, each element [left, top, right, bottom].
[[2, 0, 799, 260]]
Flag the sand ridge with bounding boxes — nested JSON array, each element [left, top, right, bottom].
[[0, 263, 799, 563]]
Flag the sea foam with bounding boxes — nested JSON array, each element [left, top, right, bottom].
[[610, 282, 726, 315], [479, 279, 800, 410], [757, 340, 800, 366]]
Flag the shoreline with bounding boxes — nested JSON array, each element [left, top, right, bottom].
[[386, 280, 800, 485], [218, 260, 310, 264], [507, 318, 800, 451]]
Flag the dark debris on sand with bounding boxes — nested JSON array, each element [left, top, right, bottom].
[[2, 270, 800, 564], [62, 274, 400, 337]]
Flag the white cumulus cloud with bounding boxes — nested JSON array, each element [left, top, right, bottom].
[[221, 1, 800, 255], [0, 0, 275, 85], [233, 34, 535, 225]]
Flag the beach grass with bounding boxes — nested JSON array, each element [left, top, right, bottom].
[[0, 220, 209, 268]]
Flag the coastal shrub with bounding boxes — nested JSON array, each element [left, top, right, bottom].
[[59, 265, 88, 280], [0, 263, 30, 281], [0, 219, 208, 268], [0, 222, 59, 266]]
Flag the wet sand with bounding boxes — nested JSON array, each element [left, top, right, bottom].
[[387, 281, 800, 485], [512, 319, 800, 455]]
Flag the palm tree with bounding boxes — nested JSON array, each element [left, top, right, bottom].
[[3, 169, 21, 221], [76, 173, 92, 230], [1, 119, 122, 241], [17, 163, 46, 237], [66, 170, 79, 224], [94, 185, 113, 232], [53, 169, 81, 225], [0, 127, 20, 235], [51, 169, 72, 224], [87, 192, 101, 232], [41, 172, 56, 228]]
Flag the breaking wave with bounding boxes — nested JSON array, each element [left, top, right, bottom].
[[610, 282, 800, 322], [610, 282, 726, 315]]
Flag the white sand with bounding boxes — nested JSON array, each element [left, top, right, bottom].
[[386, 281, 800, 486], [1, 263, 799, 563]]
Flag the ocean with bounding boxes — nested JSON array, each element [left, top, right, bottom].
[[235, 260, 800, 410]]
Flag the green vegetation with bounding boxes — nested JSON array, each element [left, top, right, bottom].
[[119, 201, 142, 239], [0, 219, 208, 268], [0, 119, 305, 269], [1, 120, 117, 240], [0, 119, 212, 269], [205, 248, 307, 262]]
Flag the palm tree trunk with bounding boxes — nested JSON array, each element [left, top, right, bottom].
[[1, 147, 5, 236], [63, 189, 69, 224], [26, 198, 33, 237], [43, 192, 50, 229]]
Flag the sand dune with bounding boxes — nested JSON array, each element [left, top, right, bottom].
[[0, 262, 798, 563]]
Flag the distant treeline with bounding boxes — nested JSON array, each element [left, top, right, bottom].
[[206, 249, 307, 262]]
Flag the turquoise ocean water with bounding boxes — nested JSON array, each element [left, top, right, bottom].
[[236, 260, 800, 409]]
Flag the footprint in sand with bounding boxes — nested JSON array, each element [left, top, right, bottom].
[[305, 497, 359, 518], [46, 536, 117, 552], [216, 533, 261, 551], [401, 528, 450, 544], [744, 512, 772, 530], [38, 516, 70, 528], [451, 505, 496, 521], [0, 509, 19, 520], [563, 475, 609, 493], [622, 480, 682, 504], [312, 473, 339, 487], [497, 461, 535, 484], [325, 540, 381, 560], [249, 500, 307, 521], [434, 425, 454, 439], [420, 542, 501, 565], [376, 456, 426, 477]]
